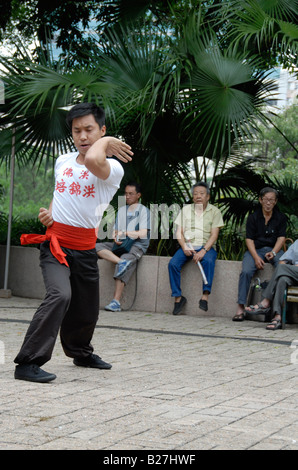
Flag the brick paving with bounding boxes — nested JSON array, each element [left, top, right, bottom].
[[0, 296, 297, 451]]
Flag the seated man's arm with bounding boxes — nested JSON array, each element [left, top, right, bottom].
[[125, 228, 147, 239], [246, 238, 265, 270], [193, 227, 220, 262], [126, 205, 150, 240], [265, 236, 286, 261], [176, 226, 195, 256], [204, 227, 220, 252]]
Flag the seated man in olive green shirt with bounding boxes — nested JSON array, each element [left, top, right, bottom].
[[168, 182, 224, 315]]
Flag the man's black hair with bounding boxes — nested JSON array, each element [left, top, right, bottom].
[[66, 103, 105, 129], [259, 187, 279, 199], [125, 181, 142, 194]]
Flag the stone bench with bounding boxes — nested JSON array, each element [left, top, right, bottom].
[[0, 245, 277, 318]]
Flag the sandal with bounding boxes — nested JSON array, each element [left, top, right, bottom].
[[232, 312, 245, 322], [266, 317, 282, 330], [244, 303, 271, 315]]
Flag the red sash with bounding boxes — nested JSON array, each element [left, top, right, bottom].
[[20, 222, 98, 267]]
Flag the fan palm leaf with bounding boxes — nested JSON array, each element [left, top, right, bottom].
[[0, 57, 124, 167], [170, 25, 278, 162], [226, 0, 298, 64]]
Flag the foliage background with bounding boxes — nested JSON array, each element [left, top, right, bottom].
[[0, 0, 297, 257]]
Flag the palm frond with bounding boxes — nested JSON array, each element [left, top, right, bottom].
[[173, 28, 277, 159], [227, 0, 298, 62]]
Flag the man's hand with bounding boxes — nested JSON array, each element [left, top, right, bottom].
[[265, 251, 274, 261], [39, 207, 53, 227], [193, 249, 206, 263], [182, 243, 195, 257], [254, 255, 265, 270], [113, 230, 126, 245], [104, 136, 133, 163]]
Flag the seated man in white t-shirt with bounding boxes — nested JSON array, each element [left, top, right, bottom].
[[96, 182, 150, 311], [14, 103, 133, 383]]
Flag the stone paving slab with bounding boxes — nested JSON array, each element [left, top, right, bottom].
[[0, 296, 297, 451]]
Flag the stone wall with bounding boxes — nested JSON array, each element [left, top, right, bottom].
[[0, 245, 277, 318]]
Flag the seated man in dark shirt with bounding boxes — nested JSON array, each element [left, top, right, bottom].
[[233, 187, 287, 321]]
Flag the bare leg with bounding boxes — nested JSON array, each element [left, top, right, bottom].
[[266, 314, 281, 330], [245, 298, 271, 312], [113, 280, 125, 302], [97, 249, 121, 264]]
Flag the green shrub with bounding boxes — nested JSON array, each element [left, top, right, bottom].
[[0, 213, 45, 246]]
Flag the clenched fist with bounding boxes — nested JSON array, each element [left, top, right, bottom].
[[39, 207, 53, 227]]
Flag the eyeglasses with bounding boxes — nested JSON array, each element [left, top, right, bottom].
[[262, 198, 276, 204]]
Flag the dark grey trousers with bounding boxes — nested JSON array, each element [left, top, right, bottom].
[[96, 241, 143, 285], [263, 264, 298, 316], [14, 241, 100, 367]]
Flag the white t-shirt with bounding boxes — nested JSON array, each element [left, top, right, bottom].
[[52, 152, 124, 228]]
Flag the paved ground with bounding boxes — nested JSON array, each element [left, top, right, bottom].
[[0, 296, 297, 451]]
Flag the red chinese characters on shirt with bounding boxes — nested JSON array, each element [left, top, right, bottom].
[[55, 179, 67, 193], [63, 168, 73, 178], [79, 170, 89, 180], [69, 182, 81, 196], [83, 184, 96, 198], [56, 168, 95, 198]]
